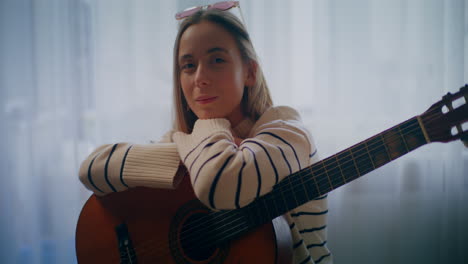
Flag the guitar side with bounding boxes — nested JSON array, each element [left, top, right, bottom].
[[75, 175, 292, 264]]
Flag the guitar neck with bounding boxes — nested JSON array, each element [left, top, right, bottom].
[[243, 115, 428, 226], [210, 115, 429, 245]]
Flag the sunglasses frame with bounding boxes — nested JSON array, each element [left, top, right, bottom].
[[175, 1, 241, 20]]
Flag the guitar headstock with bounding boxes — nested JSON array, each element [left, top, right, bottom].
[[420, 84, 468, 146]]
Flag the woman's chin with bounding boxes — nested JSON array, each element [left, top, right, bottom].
[[193, 110, 225, 120]]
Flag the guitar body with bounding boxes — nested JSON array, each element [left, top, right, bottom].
[[75, 174, 293, 264]]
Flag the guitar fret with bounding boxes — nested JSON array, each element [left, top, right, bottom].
[[300, 170, 320, 200], [287, 176, 301, 209], [313, 162, 332, 193], [291, 171, 311, 205], [397, 126, 410, 153], [264, 194, 279, 220], [309, 166, 322, 196], [323, 157, 344, 189], [368, 135, 391, 168], [279, 190, 290, 213], [262, 196, 273, 221], [364, 140, 376, 169], [322, 162, 334, 189], [335, 155, 346, 184], [352, 143, 374, 175], [298, 170, 311, 202], [337, 150, 359, 182], [384, 127, 408, 159], [400, 118, 427, 151], [279, 177, 299, 211], [263, 196, 273, 223], [349, 148, 362, 178], [276, 187, 287, 213], [379, 133, 391, 161]]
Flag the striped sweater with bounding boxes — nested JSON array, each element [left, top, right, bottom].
[[79, 106, 332, 264]]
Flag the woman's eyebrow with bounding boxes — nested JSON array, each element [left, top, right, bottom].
[[206, 47, 229, 54], [179, 47, 229, 62], [179, 54, 193, 62]]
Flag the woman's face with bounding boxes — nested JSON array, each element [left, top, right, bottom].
[[178, 21, 254, 127]]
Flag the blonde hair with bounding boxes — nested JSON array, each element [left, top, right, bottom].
[[172, 9, 273, 133]]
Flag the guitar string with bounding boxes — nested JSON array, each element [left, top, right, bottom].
[[124, 107, 450, 260], [120, 106, 458, 260]]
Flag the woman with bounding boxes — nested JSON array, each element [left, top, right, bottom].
[[79, 2, 331, 263]]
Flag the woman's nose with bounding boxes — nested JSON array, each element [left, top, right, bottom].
[[194, 64, 211, 87]]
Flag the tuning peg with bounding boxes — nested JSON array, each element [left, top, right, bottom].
[[465, 84, 468, 102], [461, 132, 468, 147], [443, 92, 452, 100]]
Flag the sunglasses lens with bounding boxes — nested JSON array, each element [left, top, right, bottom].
[[211, 1, 236, 11], [175, 7, 202, 20]]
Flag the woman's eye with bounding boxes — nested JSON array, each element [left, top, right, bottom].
[[214, 57, 225, 63], [181, 63, 194, 70]]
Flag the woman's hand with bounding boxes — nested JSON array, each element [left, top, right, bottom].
[[233, 137, 243, 146]]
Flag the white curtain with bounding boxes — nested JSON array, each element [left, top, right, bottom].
[[1, 0, 466, 263]]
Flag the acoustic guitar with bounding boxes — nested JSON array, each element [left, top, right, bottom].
[[76, 85, 468, 263]]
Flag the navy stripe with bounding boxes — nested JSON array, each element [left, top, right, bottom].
[[293, 239, 303, 249], [189, 142, 216, 172], [299, 225, 327, 234], [307, 241, 327, 249], [309, 148, 318, 158], [315, 253, 331, 264], [104, 144, 118, 192], [299, 255, 311, 264], [243, 146, 262, 198], [242, 140, 279, 184], [88, 154, 104, 193], [119, 145, 132, 187], [235, 161, 247, 209], [193, 151, 223, 185], [291, 210, 329, 217], [289, 222, 296, 229], [277, 146, 292, 174], [206, 142, 216, 147], [208, 154, 235, 209], [257, 131, 302, 170], [314, 194, 328, 200], [182, 135, 212, 163]]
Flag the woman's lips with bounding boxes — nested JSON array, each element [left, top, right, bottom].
[[196, 96, 218, 104]]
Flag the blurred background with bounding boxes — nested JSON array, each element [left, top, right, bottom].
[[0, 0, 467, 263]]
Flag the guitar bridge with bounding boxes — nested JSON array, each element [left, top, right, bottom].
[[115, 223, 137, 264]]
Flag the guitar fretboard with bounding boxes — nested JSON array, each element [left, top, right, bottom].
[[211, 116, 428, 244], [251, 116, 427, 224]]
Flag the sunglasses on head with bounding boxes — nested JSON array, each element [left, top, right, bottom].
[[175, 1, 240, 20]]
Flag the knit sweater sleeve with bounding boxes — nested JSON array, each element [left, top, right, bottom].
[[78, 131, 181, 195], [172, 106, 313, 210]]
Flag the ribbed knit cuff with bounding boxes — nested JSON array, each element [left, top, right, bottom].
[[172, 118, 233, 160], [192, 118, 232, 138], [123, 143, 181, 189]]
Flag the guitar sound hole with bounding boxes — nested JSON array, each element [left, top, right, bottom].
[[180, 212, 217, 261]]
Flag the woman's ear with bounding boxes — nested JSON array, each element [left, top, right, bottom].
[[245, 60, 257, 87]]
